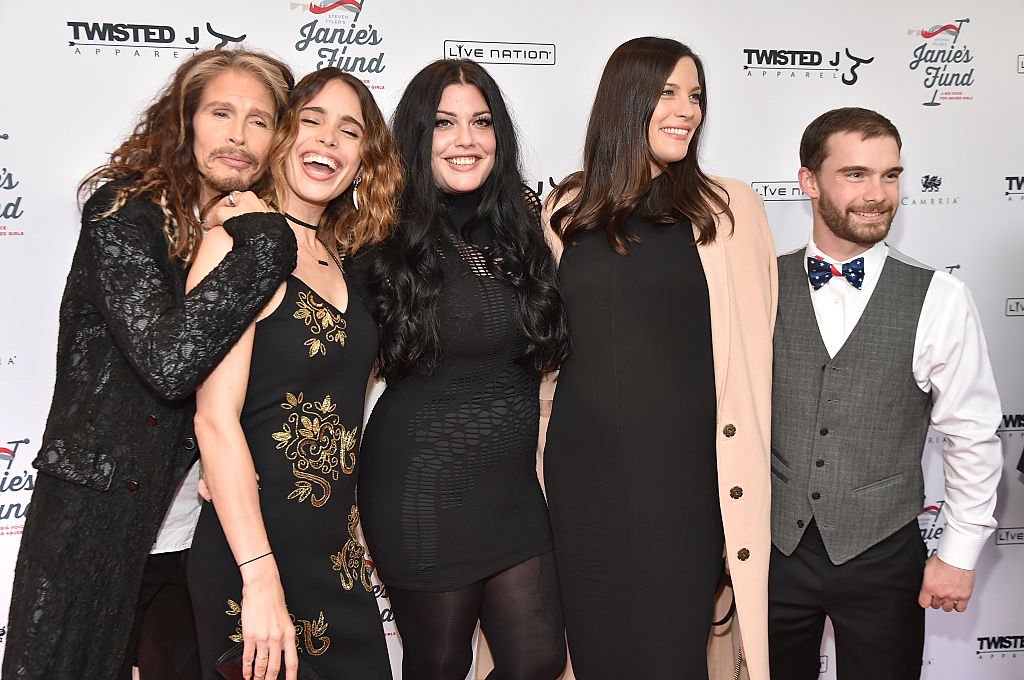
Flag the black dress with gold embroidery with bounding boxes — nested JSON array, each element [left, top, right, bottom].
[[188, 275, 391, 679]]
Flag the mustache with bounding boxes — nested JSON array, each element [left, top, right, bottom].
[[847, 203, 894, 213], [206, 146, 260, 168]]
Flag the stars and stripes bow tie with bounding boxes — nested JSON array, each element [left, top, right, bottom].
[[807, 256, 865, 290]]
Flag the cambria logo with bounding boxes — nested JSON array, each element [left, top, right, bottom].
[[900, 173, 958, 207]]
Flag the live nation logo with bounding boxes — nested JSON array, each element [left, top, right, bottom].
[[900, 173, 959, 207], [444, 41, 556, 66], [292, 0, 386, 81], [67, 20, 246, 57], [907, 18, 975, 106], [750, 181, 808, 202], [742, 47, 873, 85]]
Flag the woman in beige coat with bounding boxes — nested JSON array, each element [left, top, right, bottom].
[[541, 37, 776, 680]]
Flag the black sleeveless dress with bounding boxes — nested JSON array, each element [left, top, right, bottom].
[[188, 274, 391, 679], [358, 192, 553, 591], [544, 216, 723, 679]]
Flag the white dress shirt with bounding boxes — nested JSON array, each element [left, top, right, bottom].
[[150, 460, 202, 554], [804, 238, 1002, 570]]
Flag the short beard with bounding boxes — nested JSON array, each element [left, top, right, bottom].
[[818, 191, 894, 248], [200, 146, 263, 195]]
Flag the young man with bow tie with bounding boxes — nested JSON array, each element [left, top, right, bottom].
[[767, 107, 1002, 680]]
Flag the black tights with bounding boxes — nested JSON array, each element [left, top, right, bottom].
[[387, 551, 566, 680]]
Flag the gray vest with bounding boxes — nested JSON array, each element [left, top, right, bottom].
[[771, 247, 935, 565]]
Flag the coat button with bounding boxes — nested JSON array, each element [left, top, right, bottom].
[[145, 415, 158, 426], [797, 519, 805, 528], [815, 459, 825, 467], [737, 548, 750, 561], [183, 437, 197, 451], [819, 427, 829, 436], [722, 424, 737, 438], [125, 480, 140, 492], [811, 491, 821, 500], [729, 486, 744, 499]]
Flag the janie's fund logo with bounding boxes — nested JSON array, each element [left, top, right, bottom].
[[907, 18, 975, 106], [293, 0, 385, 78]]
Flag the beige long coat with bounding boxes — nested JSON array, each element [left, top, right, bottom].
[[533, 176, 776, 680]]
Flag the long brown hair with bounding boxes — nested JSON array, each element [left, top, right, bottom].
[[263, 68, 402, 255], [79, 49, 294, 263], [550, 37, 733, 254]]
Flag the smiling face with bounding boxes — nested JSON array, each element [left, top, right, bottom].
[[647, 56, 702, 175], [281, 78, 364, 218], [799, 131, 903, 259], [191, 69, 277, 205], [431, 83, 496, 194]]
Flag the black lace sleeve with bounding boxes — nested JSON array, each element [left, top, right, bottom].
[[79, 196, 296, 401]]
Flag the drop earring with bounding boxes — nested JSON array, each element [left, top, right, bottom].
[[351, 175, 362, 211]]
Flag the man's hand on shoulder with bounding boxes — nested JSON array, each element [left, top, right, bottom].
[[918, 554, 976, 613]]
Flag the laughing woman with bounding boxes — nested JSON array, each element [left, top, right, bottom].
[[186, 68, 402, 680], [542, 37, 777, 680]]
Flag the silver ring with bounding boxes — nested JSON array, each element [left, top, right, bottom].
[[227, 191, 239, 207]]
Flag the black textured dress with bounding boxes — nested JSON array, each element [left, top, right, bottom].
[[188, 274, 391, 679], [359, 192, 552, 591], [544, 216, 723, 679]]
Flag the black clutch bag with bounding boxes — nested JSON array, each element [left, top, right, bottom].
[[214, 643, 327, 680], [215, 643, 245, 680]]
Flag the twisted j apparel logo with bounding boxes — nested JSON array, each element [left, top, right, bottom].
[[742, 47, 873, 85], [67, 20, 245, 56]]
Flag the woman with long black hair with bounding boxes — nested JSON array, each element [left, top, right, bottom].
[[357, 59, 570, 680]]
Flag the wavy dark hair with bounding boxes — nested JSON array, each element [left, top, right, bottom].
[[263, 67, 402, 255], [549, 37, 734, 254], [365, 59, 569, 379], [79, 48, 294, 263]]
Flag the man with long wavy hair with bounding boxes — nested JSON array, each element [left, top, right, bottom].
[[2, 49, 296, 680]]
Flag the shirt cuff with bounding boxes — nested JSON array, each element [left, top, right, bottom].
[[936, 523, 989, 570]]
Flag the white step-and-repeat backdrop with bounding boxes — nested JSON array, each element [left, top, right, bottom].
[[0, 1, 1021, 677]]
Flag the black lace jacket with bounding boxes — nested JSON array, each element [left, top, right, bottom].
[[2, 184, 296, 679]]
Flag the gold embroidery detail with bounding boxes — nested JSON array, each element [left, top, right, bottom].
[[226, 599, 243, 643], [330, 505, 373, 592], [273, 392, 358, 506], [294, 290, 346, 356], [224, 600, 331, 657], [297, 612, 331, 656]]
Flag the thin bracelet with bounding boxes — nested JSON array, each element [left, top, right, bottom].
[[238, 551, 273, 568]]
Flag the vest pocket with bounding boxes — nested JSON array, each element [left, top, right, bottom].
[[850, 472, 904, 495]]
